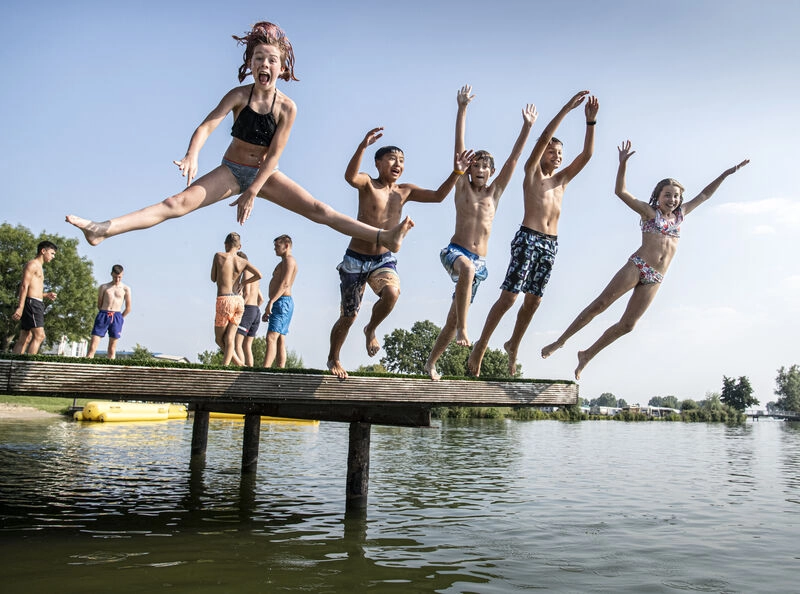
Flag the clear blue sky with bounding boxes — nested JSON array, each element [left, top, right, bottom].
[[2, 0, 798, 405]]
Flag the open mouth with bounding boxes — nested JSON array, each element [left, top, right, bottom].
[[258, 71, 271, 84]]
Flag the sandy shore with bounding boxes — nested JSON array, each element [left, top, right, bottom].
[[0, 403, 60, 420]]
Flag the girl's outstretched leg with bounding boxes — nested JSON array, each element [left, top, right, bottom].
[[261, 173, 414, 252], [67, 166, 238, 245], [573, 282, 660, 379], [542, 263, 639, 359]]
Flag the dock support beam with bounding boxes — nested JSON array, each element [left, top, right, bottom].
[[242, 413, 261, 474], [191, 410, 209, 459], [346, 422, 371, 510]]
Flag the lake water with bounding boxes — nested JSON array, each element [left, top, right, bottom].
[[1, 415, 798, 593]]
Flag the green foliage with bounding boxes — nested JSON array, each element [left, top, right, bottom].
[[680, 399, 699, 411], [355, 363, 388, 373], [649, 395, 680, 409], [197, 339, 303, 369], [129, 343, 155, 362], [0, 223, 96, 351], [774, 364, 800, 412], [721, 375, 759, 412], [380, 319, 520, 378], [594, 392, 619, 407]]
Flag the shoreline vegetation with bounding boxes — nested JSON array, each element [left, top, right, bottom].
[[0, 395, 747, 424]]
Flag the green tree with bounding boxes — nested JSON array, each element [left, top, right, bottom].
[[197, 339, 304, 368], [594, 392, 618, 407], [649, 395, 679, 409], [721, 375, 759, 412], [774, 364, 800, 412], [380, 319, 520, 378], [129, 343, 155, 362], [0, 223, 96, 351], [356, 363, 388, 373]]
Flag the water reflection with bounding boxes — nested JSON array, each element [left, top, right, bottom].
[[1, 416, 800, 592]]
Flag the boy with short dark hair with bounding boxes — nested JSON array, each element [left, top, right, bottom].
[[87, 264, 132, 359], [326, 127, 473, 379], [12, 241, 58, 355], [468, 91, 599, 376], [425, 85, 538, 380]]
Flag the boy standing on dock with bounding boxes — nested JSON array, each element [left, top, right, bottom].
[[262, 234, 297, 368], [211, 232, 261, 366], [12, 240, 58, 355], [86, 264, 132, 359]]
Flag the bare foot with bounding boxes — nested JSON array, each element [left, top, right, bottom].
[[467, 339, 485, 376], [575, 350, 589, 380], [379, 216, 415, 252], [327, 359, 349, 380], [424, 360, 442, 381], [65, 215, 110, 246], [455, 328, 471, 347], [541, 341, 562, 359], [503, 340, 518, 376], [364, 327, 380, 357]]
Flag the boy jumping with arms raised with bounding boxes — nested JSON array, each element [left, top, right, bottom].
[[327, 128, 473, 379], [425, 85, 538, 380], [468, 90, 599, 376]]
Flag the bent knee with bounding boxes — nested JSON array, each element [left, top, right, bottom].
[[162, 194, 194, 217], [379, 286, 400, 302]]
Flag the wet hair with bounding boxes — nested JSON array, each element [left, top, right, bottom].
[[649, 178, 685, 209], [224, 232, 241, 247], [111, 264, 124, 275], [236, 251, 248, 260], [232, 21, 298, 83], [37, 240, 57, 254], [274, 234, 292, 245], [374, 146, 404, 161], [549, 137, 563, 147], [472, 150, 495, 171]]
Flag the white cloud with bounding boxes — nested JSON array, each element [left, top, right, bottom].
[[717, 197, 800, 230]]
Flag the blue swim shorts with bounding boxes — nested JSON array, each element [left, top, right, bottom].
[[237, 304, 261, 337], [337, 249, 400, 317], [267, 296, 294, 335], [91, 310, 125, 339], [500, 226, 558, 296], [439, 243, 488, 303]]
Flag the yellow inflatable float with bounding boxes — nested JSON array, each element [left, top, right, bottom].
[[209, 412, 319, 425], [74, 401, 187, 422]]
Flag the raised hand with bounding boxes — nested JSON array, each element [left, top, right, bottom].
[[618, 140, 635, 163], [361, 127, 384, 148], [522, 103, 538, 126], [455, 149, 475, 173], [457, 84, 475, 107], [565, 90, 589, 111], [585, 95, 599, 121], [727, 159, 750, 175]]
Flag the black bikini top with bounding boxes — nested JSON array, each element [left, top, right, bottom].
[[231, 85, 278, 147]]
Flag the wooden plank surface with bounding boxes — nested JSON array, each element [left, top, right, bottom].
[[2, 359, 578, 426]]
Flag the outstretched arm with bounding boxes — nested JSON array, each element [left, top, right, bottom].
[[492, 103, 538, 195], [174, 87, 241, 186], [524, 90, 589, 175], [455, 85, 474, 158], [345, 127, 384, 188], [682, 159, 750, 216], [614, 140, 651, 217], [406, 150, 475, 203], [558, 95, 599, 182]]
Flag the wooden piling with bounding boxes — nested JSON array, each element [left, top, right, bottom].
[[346, 422, 371, 510], [191, 410, 209, 458], [242, 413, 261, 474]]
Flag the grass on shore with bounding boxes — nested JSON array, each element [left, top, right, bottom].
[[0, 395, 90, 415]]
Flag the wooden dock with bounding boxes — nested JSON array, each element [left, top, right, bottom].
[[1, 357, 577, 509]]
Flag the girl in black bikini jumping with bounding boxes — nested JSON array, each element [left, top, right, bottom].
[[67, 21, 414, 251]]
